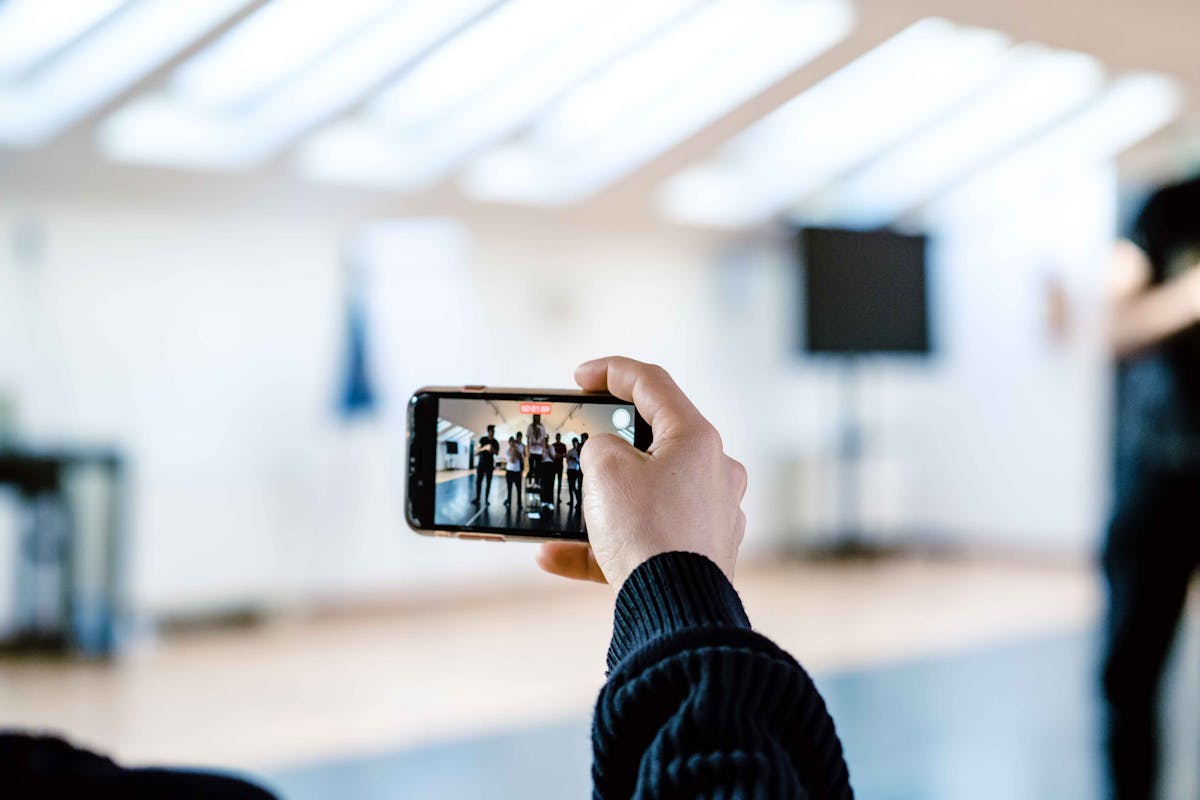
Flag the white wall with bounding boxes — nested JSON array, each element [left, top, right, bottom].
[[704, 164, 1114, 554], [0, 191, 736, 615], [908, 165, 1113, 551], [0, 167, 1115, 616]]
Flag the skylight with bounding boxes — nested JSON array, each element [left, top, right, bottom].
[[99, 0, 496, 169], [0, 0, 250, 147], [461, 0, 853, 204], [658, 18, 1012, 227], [298, 0, 701, 189]]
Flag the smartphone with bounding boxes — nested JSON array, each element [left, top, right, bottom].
[[406, 386, 652, 542]]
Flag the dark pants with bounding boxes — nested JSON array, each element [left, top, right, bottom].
[[1101, 467, 1200, 800], [553, 465, 564, 499], [567, 469, 582, 505], [539, 461, 556, 504], [506, 471, 522, 506], [474, 465, 492, 502]]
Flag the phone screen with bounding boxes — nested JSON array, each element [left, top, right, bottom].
[[432, 396, 637, 536]]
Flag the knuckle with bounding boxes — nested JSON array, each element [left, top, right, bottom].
[[589, 452, 614, 473], [581, 442, 617, 473], [728, 458, 748, 492], [645, 363, 670, 381], [694, 425, 723, 454]]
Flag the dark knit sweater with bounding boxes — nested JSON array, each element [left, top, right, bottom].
[[3, 552, 851, 799], [593, 552, 853, 800]]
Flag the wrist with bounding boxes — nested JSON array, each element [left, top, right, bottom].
[[607, 546, 733, 593], [607, 551, 750, 670]]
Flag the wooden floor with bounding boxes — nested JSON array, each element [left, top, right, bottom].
[[434, 469, 473, 484], [0, 555, 1100, 773]]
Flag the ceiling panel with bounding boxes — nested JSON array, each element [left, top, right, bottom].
[[0, 0, 1191, 222], [0, 0, 252, 147], [97, 0, 497, 170]]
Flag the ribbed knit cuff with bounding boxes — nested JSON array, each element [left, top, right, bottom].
[[607, 551, 750, 671]]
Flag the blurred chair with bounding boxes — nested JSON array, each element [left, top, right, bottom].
[[0, 448, 127, 658]]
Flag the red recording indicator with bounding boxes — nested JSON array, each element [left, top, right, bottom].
[[520, 402, 552, 415]]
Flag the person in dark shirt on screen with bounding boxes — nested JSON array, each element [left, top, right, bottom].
[[537, 448, 557, 510], [566, 436, 583, 508], [4, 357, 852, 799], [578, 431, 590, 504], [472, 424, 498, 506], [1104, 174, 1200, 800], [551, 432, 567, 503], [503, 437, 523, 510]]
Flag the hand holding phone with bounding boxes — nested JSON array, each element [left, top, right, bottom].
[[406, 383, 651, 541], [536, 357, 748, 590]]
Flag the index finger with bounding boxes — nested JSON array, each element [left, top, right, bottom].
[[574, 356, 706, 440]]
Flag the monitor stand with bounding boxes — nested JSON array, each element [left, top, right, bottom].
[[827, 358, 891, 559]]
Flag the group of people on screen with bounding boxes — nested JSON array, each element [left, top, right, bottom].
[[471, 414, 587, 512]]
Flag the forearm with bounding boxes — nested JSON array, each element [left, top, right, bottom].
[[1111, 273, 1200, 359], [593, 553, 852, 800]]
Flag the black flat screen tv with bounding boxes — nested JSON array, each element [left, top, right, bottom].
[[798, 226, 930, 355]]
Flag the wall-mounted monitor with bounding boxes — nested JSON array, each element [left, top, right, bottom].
[[798, 226, 931, 355]]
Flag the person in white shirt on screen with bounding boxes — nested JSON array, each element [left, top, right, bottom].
[[503, 437, 523, 510], [514, 432, 526, 476], [526, 414, 548, 470]]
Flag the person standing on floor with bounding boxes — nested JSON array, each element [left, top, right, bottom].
[[513, 431, 526, 479], [504, 437, 523, 510], [472, 424, 498, 506], [538, 448, 557, 510], [1103, 173, 1200, 800], [551, 433, 567, 503], [526, 414, 548, 474], [565, 437, 582, 508], [577, 431, 590, 504]]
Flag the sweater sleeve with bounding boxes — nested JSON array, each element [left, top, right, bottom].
[[592, 552, 853, 800]]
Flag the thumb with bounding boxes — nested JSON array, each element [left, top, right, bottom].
[[579, 432, 641, 476]]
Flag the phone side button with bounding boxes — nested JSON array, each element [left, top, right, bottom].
[[464, 385, 486, 391], [458, 533, 506, 542], [433, 531, 455, 537]]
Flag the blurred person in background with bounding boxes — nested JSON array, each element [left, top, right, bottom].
[[5, 357, 853, 798], [1, 732, 273, 799], [472, 424, 498, 506], [551, 432, 567, 503], [1104, 173, 1200, 800]]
